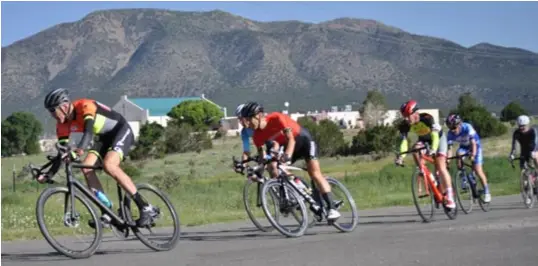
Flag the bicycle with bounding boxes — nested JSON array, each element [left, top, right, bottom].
[[29, 143, 181, 259], [258, 150, 359, 237], [397, 145, 458, 223], [447, 153, 490, 214], [510, 157, 538, 208], [232, 155, 319, 232]]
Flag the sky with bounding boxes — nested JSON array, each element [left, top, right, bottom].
[[1, 1, 538, 53]]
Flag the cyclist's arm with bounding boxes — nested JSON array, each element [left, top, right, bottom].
[[530, 128, 537, 152], [510, 131, 518, 155], [398, 122, 410, 158], [470, 138, 477, 158], [240, 129, 251, 161], [429, 125, 441, 152], [276, 115, 295, 159], [76, 102, 98, 150]]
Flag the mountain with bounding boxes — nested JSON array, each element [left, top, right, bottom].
[[2, 8, 538, 133]]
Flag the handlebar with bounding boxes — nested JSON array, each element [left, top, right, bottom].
[[28, 142, 79, 184]]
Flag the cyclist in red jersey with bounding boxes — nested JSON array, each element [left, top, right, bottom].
[[39, 88, 157, 227], [240, 102, 341, 220]]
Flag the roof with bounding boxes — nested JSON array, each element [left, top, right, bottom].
[[129, 97, 202, 116]]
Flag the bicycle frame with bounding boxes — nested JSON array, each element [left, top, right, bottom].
[[415, 153, 445, 203], [33, 147, 135, 228]]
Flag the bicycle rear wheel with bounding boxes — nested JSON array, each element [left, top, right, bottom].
[[411, 170, 435, 223], [127, 183, 181, 251], [36, 187, 102, 259], [261, 179, 309, 238], [325, 177, 359, 233]]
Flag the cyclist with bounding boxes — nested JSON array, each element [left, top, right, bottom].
[[240, 102, 341, 220], [39, 88, 157, 227], [233, 103, 255, 171], [445, 114, 491, 203], [395, 100, 456, 209], [509, 115, 538, 192]]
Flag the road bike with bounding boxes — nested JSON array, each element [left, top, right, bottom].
[[447, 153, 490, 214], [510, 157, 538, 208], [397, 145, 458, 223], [254, 149, 358, 238], [29, 143, 181, 259]]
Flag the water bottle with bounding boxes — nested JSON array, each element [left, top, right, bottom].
[[93, 189, 112, 209]]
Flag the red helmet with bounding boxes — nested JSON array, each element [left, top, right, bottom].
[[400, 100, 419, 117]]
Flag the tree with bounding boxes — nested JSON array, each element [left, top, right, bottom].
[[500, 101, 528, 122], [1, 112, 43, 156], [167, 100, 224, 130], [297, 117, 347, 157], [360, 90, 387, 127], [450, 93, 507, 138], [348, 124, 399, 156], [129, 122, 166, 160]]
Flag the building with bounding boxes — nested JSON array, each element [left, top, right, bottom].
[[112, 94, 225, 139]]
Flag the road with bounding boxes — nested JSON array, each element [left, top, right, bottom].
[[2, 194, 537, 266]]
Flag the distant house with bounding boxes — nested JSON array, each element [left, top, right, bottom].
[[112, 94, 225, 139]]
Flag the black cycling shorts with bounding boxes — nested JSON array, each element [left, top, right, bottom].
[[266, 127, 319, 164], [90, 122, 134, 161]]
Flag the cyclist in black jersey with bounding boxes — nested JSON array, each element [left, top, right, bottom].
[[510, 115, 538, 169]]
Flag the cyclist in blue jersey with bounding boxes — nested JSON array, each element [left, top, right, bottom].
[[445, 114, 491, 203], [234, 104, 254, 171]]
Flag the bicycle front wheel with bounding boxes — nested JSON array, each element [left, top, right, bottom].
[[520, 170, 535, 208], [261, 179, 309, 238], [411, 170, 435, 223], [243, 178, 275, 232], [453, 170, 473, 214], [36, 187, 103, 259]]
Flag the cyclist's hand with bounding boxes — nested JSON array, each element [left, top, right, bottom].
[[509, 153, 515, 161], [36, 174, 49, 184], [280, 153, 292, 165], [233, 162, 244, 174], [394, 156, 403, 166], [427, 149, 436, 157]]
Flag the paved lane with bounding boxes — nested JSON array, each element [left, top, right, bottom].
[[2, 195, 537, 266]]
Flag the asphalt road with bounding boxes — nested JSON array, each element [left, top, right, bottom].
[[2, 194, 537, 266]]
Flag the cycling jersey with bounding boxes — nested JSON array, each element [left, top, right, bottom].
[[511, 127, 538, 157], [56, 99, 134, 160], [252, 112, 301, 148], [241, 127, 254, 153], [447, 122, 483, 165], [398, 113, 446, 156], [253, 112, 317, 163]]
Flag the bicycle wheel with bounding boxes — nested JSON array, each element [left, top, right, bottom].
[[128, 183, 181, 251], [475, 179, 491, 212], [454, 170, 473, 214], [261, 179, 309, 238], [243, 178, 275, 232], [520, 170, 535, 208], [326, 177, 359, 233], [36, 187, 103, 259], [411, 169, 435, 223]]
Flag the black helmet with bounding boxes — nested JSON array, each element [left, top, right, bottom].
[[44, 88, 70, 110], [241, 102, 264, 118], [445, 114, 462, 129]]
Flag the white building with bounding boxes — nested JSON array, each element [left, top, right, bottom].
[[112, 94, 225, 139]]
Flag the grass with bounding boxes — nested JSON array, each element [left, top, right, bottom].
[[0, 128, 523, 241]]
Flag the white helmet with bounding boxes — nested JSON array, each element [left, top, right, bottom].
[[235, 104, 245, 117], [517, 115, 530, 126]]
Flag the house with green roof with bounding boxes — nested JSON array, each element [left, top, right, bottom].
[[112, 94, 226, 139]]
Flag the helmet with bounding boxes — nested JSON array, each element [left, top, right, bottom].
[[400, 100, 419, 117], [517, 115, 530, 126], [235, 104, 245, 117], [44, 88, 70, 110], [445, 114, 462, 129], [241, 102, 264, 118]]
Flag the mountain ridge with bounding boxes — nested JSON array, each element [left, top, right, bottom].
[[2, 8, 537, 133]]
